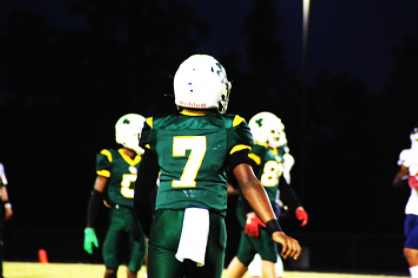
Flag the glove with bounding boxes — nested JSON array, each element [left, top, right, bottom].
[[84, 228, 99, 254], [244, 213, 266, 237], [295, 207, 308, 227], [409, 176, 418, 190]]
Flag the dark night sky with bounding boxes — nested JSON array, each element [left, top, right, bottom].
[[2, 0, 418, 92], [181, 0, 418, 92]]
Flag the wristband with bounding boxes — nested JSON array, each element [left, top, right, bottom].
[[265, 219, 282, 234], [4, 202, 11, 209]]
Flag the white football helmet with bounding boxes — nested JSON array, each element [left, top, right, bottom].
[[410, 127, 418, 150], [115, 113, 146, 155], [173, 54, 232, 114], [249, 112, 285, 149]]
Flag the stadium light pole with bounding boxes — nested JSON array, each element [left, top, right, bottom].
[[299, 0, 310, 200]]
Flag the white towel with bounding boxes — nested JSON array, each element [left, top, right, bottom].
[[175, 208, 210, 267]]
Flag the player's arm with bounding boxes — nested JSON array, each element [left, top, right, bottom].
[[279, 177, 308, 227], [86, 176, 108, 228], [1, 185, 12, 221], [393, 165, 409, 189], [230, 150, 301, 260], [84, 176, 107, 254], [134, 149, 160, 238]]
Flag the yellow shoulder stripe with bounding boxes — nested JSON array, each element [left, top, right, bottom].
[[100, 149, 113, 162], [248, 153, 261, 165], [233, 115, 245, 127], [230, 144, 252, 155], [146, 117, 153, 129], [145, 144, 151, 150], [97, 170, 111, 178]]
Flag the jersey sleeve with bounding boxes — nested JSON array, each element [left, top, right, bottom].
[[229, 115, 254, 155], [96, 149, 113, 178], [139, 117, 156, 151]]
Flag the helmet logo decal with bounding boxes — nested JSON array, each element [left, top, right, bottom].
[[215, 63, 227, 83], [123, 119, 130, 124], [255, 118, 263, 128], [179, 100, 207, 108]]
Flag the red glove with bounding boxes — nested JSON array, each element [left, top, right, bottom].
[[409, 176, 418, 190], [295, 207, 308, 227], [244, 213, 266, 237]]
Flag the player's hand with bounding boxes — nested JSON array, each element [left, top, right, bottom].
[[84, 228, 99, 254], [272, 231, 302, 260], [4, 207, 13, 221], [295, 207, 308, 227], [244, 212, 266, 237]]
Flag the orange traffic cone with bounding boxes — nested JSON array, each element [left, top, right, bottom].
[[38, 249, 49, 264]]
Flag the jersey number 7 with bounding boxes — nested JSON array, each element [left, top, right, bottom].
[[172, 136, 207, 188]]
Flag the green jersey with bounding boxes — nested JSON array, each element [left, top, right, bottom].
[[139, 110, 254, 213], [96, 148, 142, 208], [248, 143, 284, 205]]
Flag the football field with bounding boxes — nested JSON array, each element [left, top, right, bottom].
[[3, 262, 409, 278]]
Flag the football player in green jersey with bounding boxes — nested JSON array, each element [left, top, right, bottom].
[[84, 114, 148, 278], [134, 55, 301, 278], [227, 112, 308, 278]]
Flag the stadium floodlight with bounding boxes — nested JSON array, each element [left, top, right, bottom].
[[299, 0, 311, 201]]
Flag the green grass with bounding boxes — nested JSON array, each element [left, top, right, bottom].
[[3, 262, 408, 278]]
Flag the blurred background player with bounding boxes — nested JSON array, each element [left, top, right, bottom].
[[247, 124, 308, 278], [83, 114, 148, 278], [227, 112, 308, 278], [393, 125, 418, 278], [134, 54, 301, 278], [0, 162, 12, 278]]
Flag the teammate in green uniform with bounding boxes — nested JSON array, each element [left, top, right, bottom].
[[134, 55, 301, 278], [227, 112, 308, 278], [84, 114, 148, 278]]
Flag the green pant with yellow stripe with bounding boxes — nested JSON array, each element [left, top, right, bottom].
[[102, 206, 147, 272], [148, 209, 227, 278]]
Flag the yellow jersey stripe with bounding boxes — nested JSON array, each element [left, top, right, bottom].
[[233, 115, 245, 127], [146, 117, 153, 129], [180, 110, 211, 116], [100, 149, 113, 162], [255, 142, 269, 148], [248, 153, 261, 165], [97, 170, 111, 178], [230, 144, 252, 155], [118, 149, 141, 166]]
